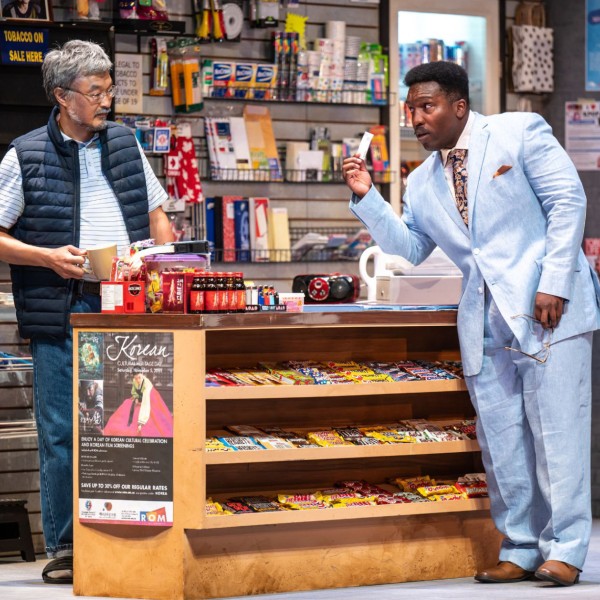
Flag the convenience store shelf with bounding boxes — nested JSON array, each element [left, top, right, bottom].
[[204, 439, 480, 464], [205, 378, 468, 400], [73, 310, 497, 600], [203, 497, 491, 529]]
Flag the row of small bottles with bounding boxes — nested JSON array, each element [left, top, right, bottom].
[[189, 272, 246, 314]]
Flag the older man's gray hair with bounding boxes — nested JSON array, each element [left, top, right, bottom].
[[42, 40, 112, 104]]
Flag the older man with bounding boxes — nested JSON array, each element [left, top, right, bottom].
[[0, 40, 174, 583], [343, 61, 600, 587]]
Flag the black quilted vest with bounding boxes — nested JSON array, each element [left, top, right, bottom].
[[9, 106, 150, 339]]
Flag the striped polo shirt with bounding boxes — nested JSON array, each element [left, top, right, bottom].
[[0, 129, 168, 277]]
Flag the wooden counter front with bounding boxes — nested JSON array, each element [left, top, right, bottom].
[[72, 310, 501, 600]]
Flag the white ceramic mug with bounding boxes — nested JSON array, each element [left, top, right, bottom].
[[358, 246, 404, 302]]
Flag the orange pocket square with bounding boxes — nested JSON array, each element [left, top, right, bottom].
[[493, 165, 512, 178]]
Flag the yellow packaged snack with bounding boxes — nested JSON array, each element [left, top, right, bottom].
[[359, 373, 395, 383], [369, 430, 416, 444], [205, 498, 224, 515], [315, 489, 357, 503], [331, 497, 376, 508], [286, 500, 329, 510], [205, 437, 235, 452], [416, 484, 458, 497], [395, 475, 434, 492], [432, 493, 466, 501], [306, 430, 351, 447], [278, 493, 317, 504]]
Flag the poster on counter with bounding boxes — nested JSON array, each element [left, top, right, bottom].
[[77, 331, 174, 526], [565, 100, 600, 170], [587, 0, 600, 90]]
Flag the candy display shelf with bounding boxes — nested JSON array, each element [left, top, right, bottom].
[[203, 497, 491, 529], [205, 378, 467, 400], [72, 311, 501, 600], [204, 438, 480, 465]]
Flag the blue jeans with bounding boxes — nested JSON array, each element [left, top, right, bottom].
[[30, 293, 101, 558]]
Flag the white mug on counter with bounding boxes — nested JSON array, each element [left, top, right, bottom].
[[358, 245, 411, 302]]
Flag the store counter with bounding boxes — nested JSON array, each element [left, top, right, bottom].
[[71, 311, 500, 600]]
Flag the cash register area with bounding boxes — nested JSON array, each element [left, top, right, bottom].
[[2, 524, 600, 600]]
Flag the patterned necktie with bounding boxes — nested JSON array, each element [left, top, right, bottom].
[[448, 149, 468, 226]]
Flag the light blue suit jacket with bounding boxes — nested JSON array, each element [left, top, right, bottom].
[[351, 112, 600, 376]]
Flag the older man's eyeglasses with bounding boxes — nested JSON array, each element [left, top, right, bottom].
[[64, 85, 117, 104]]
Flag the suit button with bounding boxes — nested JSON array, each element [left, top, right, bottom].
[[473, 248, 480, 255], [478, 287, 483, 294]]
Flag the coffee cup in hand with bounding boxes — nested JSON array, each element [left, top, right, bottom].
[[85, 243, 117, 280]]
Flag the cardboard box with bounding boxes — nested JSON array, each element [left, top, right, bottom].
[[161, 272, 186, 314], [376, 275, 462, 306], [267, 206, 291, 262], [123, 282, 146, 313], [101, 282, 124, 313], [243, 105, 282, 180], [249, 197, 270, 262]]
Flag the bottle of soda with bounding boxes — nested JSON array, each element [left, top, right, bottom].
[[204, 273, 219, 314], [225, 272, 236, 313], [215, 272, 228, 314], [188, 274, 205, 314], [234, 272, 246, 312]]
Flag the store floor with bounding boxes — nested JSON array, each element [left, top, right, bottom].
[[2, 520, 600, 600]]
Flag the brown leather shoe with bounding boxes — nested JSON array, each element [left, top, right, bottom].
[[535, 560, 580, 586], [475, 561, 535, 583]]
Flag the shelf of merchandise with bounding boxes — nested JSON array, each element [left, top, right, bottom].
[[113, 19, 186, 34], [205, 378, 466, 400], [72, 310, 500, 600], [203, 87, 394, 107], [205, 438, 480, 465], [204, 497, 491, 529]]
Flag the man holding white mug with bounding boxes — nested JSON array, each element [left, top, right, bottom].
[[0, 40, 173, 583]]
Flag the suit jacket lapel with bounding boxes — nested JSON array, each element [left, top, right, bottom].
[[429, 154, 470, 236], [467, 115, 490, 226]]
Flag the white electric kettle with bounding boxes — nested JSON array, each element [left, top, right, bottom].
[[358, 246, 412, 302]]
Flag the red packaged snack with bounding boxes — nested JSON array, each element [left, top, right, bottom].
[[221, 501, 253, 514]]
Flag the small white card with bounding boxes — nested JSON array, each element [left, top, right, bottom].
[[357, 131, 373, 160]]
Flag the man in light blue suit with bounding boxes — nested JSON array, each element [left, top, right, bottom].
[[343, 62, 600, 587]]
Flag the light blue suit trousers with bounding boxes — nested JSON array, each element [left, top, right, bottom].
[[467, 291, 592, 570], [350, 111, 599, 569]]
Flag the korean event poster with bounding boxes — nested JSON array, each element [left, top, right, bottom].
[[77, 331, 175, 526]]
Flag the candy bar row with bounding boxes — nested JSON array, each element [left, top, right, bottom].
[[206, 474, 488, 515], [207, 360, 464, 387], [206, 420, 477, 452]]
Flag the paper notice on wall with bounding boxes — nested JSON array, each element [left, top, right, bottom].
[[114, 53, 143, 113], [565, 100, 600, 170]]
